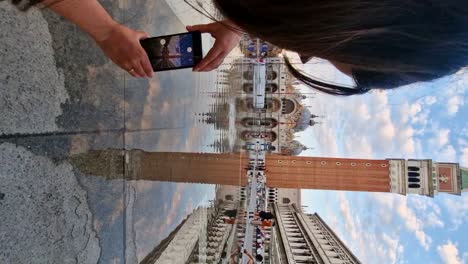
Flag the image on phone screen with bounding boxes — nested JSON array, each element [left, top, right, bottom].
[[140, 32, 202, 72]]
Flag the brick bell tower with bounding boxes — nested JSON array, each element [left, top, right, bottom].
[[264, 155, 391, 192], [70, 150, 467, 196], [265, 155, 465, 196]]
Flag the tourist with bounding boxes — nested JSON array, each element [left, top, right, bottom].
[[224, 217, 274, 228], [8, 0, 467, 92], [228, 247, 258, 264], [223, 209, 238, 225], [250, 219, 274, 228], [257, 211, 274, 221], [224, 209, 238, 218], [243, 249, 262, 264], [229, 247, 242, 264]]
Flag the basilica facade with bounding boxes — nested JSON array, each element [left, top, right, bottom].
[[200, 34, 322, 155], [229, 56, 320, 156]]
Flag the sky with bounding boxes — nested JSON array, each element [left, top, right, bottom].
[[297, 58, 468, 264]]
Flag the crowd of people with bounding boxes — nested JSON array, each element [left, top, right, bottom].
[[222, 166, 274, 263]]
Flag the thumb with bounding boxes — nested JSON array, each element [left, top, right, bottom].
[[136, 31, 150, 40], [187, 23, 213, 33]]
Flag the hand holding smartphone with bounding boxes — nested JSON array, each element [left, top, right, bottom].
[[140, 31, 203, 72]]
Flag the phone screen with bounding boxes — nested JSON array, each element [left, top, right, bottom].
[[140, 31, 202, 72]]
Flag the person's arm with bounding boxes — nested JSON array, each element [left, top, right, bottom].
[[187, 20, 242, 72], [42, 0, 153, 77], [43, 0, 115, 41]]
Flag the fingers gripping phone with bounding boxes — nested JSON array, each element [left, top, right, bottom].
[[140, 31, 203, 72]]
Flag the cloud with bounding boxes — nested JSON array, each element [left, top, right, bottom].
[[459, 136, 468, 148], [338, 193, 358, 240], [334, 193, 404, 264], [447, 95, 464, 116], [304, 83, 441, 160], [410, 197, 444, 228], [437, 241, 462, 264], [372, 194, 436, 251], [344, 136, 373, 159], [306, 90, 409, 159], [396, 127, 416, 156], [460, 147, 468, 166], [438, 145, 457, 162], [397, 102, 423, 124], [409, 103, 422, 117], [356, 104, 371, 120], [436, 129, 451, 148], [382, 233, 404, 264], [138, 78, 162, 130], [395, 199, 432, 250], [443, 195, 468, 231], [165, 184, 185, 226], [376, 108, 396, 140], [411, 108, 430, 127], [424, 96, 437, 105]]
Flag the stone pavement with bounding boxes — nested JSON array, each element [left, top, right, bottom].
[[0, 0, 222, 263]]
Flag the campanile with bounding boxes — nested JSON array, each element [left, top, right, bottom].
[[70, 149, 466, 196]]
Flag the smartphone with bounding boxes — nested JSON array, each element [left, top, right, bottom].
[[140, 31, 203, 72]]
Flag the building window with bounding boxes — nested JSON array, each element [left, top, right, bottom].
[[292, 160, 296, 164], [225, 195, 233, 201], [267, 71, 278, 80], [408, 166, 420, 172], [241, 117, 278, 128], [265, 83, 278, 93], [408, 172, 420, 177], [321, 161, 327, 165], [306, 161, 312, 164], [283, 198, 291, 204], [243, 71, 253, 80], [381, 164, 388, 167], [366, 163, 372, 167], [336, 162, 341, 166], [408, 183, 420, 189], [408, 178, 420, 183], [278, 160, 283, 164], [281, 98, 296, 114], [242, 83, 253, 93], [351, 162, 357, 166]]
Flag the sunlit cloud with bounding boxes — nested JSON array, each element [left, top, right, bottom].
[[447, 95, 464, 116], [371, 193, 440, 251], [436, 129, 451, 148], [334, 193, 404, 263], [437, 241, 463, 264]]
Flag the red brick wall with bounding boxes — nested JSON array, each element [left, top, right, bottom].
[[134, 152, 391, 192]]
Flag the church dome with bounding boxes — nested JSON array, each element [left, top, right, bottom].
[[281, 140, 307, 156], [294, 107, 312, 132]]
